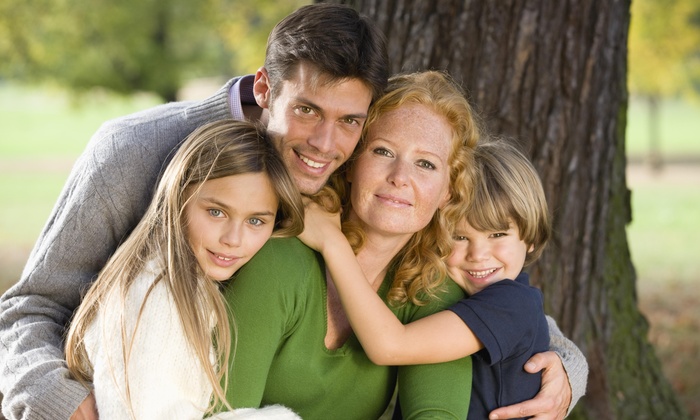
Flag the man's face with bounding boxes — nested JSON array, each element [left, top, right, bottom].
[[255, 63, 373, 195]]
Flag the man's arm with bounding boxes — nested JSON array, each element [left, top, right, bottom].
[[0, 83, 233, 419], [488, 316, 588, 419]]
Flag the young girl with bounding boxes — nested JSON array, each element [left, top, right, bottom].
[[65, 120, 304, 419], [299, 139, 553, 418]]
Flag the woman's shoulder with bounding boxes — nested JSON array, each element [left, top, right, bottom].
[[227, 237, 323, 293], [245, 237, 319, 270]]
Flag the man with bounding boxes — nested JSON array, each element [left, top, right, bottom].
[[0, 4, 584, 420]]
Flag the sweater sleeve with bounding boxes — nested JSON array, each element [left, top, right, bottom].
[[86, 271, 213, 419], [546, 315, 588, 415], [0, 83, 233, 420]]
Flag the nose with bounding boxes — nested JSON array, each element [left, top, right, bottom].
[[221, 222, 243, 247], [387, 159, 410, 187], [308, 121, 335, 154], [466, 241, 489, 262]]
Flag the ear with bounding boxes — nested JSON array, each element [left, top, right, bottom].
[[528, 244, 535, 253], [253, 67, 272, 109]]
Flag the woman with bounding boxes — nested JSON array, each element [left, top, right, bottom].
[[221, 71, 478, 419]]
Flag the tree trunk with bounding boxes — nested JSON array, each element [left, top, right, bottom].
[[324, 0, 689, 418]]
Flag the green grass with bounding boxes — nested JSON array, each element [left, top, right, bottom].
[[627, 182, 700, 283], [626, 96, 700, 158], [0, 83, 161, 157]]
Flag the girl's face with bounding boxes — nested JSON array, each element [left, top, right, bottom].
[[447, 218, 533, 295], [347, 103, 452, 239], [184, 172, 279, 281]]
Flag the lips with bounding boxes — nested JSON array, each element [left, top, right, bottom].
[[297, 152, 329, 169], [208, 250, 240, 268], [376, 193, 412, 207], [467, 268, 498, 279]]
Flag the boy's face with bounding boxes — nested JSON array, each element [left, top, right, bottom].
[[254, 63, 373, 195], [447, 219, 533, 295]]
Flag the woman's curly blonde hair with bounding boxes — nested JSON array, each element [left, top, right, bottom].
[[329, 70, 480, 307]]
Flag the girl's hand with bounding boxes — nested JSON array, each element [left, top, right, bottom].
[[297, 197, 343, 253]]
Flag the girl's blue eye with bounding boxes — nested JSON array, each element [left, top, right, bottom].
[[208, 209, 224, 218], [248, 218, 264, 226]]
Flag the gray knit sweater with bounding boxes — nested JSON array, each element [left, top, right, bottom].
[[0, 78, 235, 419], [0, 76, 587, 419]]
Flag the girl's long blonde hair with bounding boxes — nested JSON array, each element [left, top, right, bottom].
[[65, 119, 304, 415], [331, 70, 480, 306]]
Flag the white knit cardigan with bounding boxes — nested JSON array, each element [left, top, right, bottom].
[[84, 261, 301, 420]]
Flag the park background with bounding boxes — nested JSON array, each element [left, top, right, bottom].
[[0, 0, 699, 418]]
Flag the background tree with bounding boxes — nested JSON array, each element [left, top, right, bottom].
[[627, 0, 700, 169], [323, 0, 690, 418]]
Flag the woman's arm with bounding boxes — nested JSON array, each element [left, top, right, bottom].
[[298, 201, 483, 365]]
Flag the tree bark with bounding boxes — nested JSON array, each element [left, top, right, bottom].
[[323, 0, 689, 418]]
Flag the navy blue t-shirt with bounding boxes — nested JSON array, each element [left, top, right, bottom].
[[448, 272, 550, 419]]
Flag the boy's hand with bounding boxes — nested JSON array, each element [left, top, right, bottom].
[[488, 351, 570, 419], [297, 197, 342, 253]]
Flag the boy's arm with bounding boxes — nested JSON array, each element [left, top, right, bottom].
[[298, 202, 483, 365]]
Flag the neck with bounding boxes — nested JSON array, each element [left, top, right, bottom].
[[354, 230, 412, 289]]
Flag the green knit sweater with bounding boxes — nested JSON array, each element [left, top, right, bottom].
[[223, 237, 473, 420]]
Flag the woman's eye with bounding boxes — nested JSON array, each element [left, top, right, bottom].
[[417, 160, 436, 170], [452, 235, 467, 241], [373, 147, 393, 157], [208, 209, 224, 218]]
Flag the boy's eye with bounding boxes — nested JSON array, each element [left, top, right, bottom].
[[491, 232, 507, 238]]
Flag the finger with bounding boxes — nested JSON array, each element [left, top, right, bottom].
[[489, 398, 553, 420], [524, 350, 558, 373]]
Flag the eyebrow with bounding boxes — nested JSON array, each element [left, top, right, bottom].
[[374, 138, 447, 164]]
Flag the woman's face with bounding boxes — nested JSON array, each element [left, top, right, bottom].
[[348, 103, 452, 238]]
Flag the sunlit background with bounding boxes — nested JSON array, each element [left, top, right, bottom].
[[1, 0, 699, 416]]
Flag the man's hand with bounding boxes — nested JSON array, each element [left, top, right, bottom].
[[70, 393, 98, 420], [488, 351, 571, 419]]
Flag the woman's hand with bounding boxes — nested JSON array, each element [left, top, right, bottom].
[[488, 351, 571, 419], [297, 197, 343, 253]]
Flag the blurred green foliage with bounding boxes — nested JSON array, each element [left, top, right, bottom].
[[628, 0, 700, 99], [0, 0, 309, 101]]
